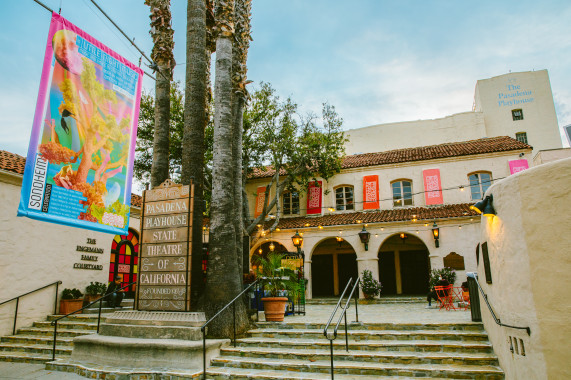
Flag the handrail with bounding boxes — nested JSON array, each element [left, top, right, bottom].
[[323, 278, 360, 379], [0, 281, 61, 335], [467, 272, 530, 335], [201, 279, 260, 380], [50, 280, 137, 360]]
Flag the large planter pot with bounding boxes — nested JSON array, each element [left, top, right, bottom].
[[261, 297, 288, 322], [84, 294, 102, 304], [59, 299, 83, 315]]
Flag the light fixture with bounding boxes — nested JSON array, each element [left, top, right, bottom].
[[424, 223, 428, 227], [358, 226, 371, 251], [291, 230, 303, 253], [381, 227, 384, 231], [356, 220, 362, 224], [276, 228, 280, 232], [374, 233, 378, 238], [336, 236, 344, 246], [432, 222, 440, 247], [269, 242, 275, 251], [328, 207, 335, 212], [258, 248, 262, 254], [459, 226, 462, 230], [400, 233, 408, 243], [470, 194, 496, 216], [416, 230, 419, 234], [339, 231, 342, 235], [459, 185, 465, 191], [318, 225, 323, 229], [304, 223, 310, 227], [257, 224, 262, 228]]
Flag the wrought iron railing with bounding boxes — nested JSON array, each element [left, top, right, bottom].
[[0, 281, 62, 335], [323, 278, 360, 379]]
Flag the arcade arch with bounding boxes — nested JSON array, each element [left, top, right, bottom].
[[310, 237, 358, 297]]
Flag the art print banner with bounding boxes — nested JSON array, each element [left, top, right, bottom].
[[423, 169, 443, 205], [509, 159, 529, 174], [306, 181, 322, 215], [363, 175, 379, 210], [18, 13, 143, 234], [254, 186, 266, 217]]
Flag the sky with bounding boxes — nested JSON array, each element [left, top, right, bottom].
[[1, 0, 570, 157]]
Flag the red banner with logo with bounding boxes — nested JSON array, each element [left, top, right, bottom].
[[423, 169, 443, 205], [254, 186, 266, 217], [509, 159, 529, 174], [363, 175, 379, 210], [307, 181, 322, 215]]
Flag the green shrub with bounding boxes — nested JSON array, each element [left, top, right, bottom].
[[360, 270, 382, 297], [61, 288, 83, 300], [85, 282, 106, 296], [429, 267, 457, 289]]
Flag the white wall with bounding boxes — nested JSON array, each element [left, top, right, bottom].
[[0, 174, 140, 336]]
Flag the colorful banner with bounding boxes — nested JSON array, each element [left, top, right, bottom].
[[363, 175, 379, 210], [254, 186, 266, 217], [307, 181, 322, 215], [509, 159, 529, 174], [423, 169, 443, 205], [18, 13, 143, 235]]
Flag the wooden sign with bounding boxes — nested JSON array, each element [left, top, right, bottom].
[[443, 252, 465, 270], [136, 179, 194, 311]]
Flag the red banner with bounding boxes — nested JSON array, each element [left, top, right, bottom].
[[423, 169, 443, 205], [363, 175, 379, 210], [307, 181, 322, 215], [254, 186, 266, 217]]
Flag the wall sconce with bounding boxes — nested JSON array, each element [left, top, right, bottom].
[[336, 236, 344, 246], [291, 230, 303, 253], [258, 248, 263, 254], [470, 194, 496, 216], [269, 242, 275, 252], [432, 222, 440, 248], [400, 233, 408, 243], [358, 226, 371, 251]]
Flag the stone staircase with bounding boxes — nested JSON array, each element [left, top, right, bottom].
[[307, 295, 426, 305], [205, 321, 505, 379], [0, 299, 133, 364]]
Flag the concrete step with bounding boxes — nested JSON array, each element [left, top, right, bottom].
[[220, 345, 499, 366], [248, 328, 490, 342], [16, 327, 95, 338], [0, 342, 72, 355], [256, 321, 484, 332], [307, 296, 426, 305], [0, 351, 63, 364], [33, 321, 97, 331], [210, 356, 505, 379], [47, 314, 101, 323], [1, 335, 74, 347], [235, 337, 494, 354]]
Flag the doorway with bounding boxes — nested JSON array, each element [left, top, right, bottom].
[[311, 238, 357, 297]]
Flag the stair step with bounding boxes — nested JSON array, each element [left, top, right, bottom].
[[0, 351, 62, 364], [33, 321, 97, 330], [0, 342, 72, 355], [210, 356, 504, 379], [47, 314, 101, 323], [1, 335, 74, 346], [236, 337, 493, 353], [16, 327, 95, 338], [220, 346, 498, 366], [256, 321, 484, 331]]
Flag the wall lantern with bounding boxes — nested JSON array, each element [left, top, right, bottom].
[[258, 248, 263, 254], [470, 194, 496, 217], [291, 230, 303, 253], [400, 233, 408, 243], [336, 236, 344, 246], [432, 222, 440, 248], [269, 241, 275, 252], [358, 226, 371, 251]]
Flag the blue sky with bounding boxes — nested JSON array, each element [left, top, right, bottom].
[[1, 0, 570, 156]]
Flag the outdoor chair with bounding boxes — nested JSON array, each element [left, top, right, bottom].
[[434, 284, 454, 310]]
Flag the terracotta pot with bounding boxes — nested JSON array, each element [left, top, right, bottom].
[[261, 297, 288, 322], [84, 294, 101, 304], [59, 299, 83, 315]]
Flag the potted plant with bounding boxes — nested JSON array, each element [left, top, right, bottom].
[[59, 288, 84, 315], [360, 270, 382, 299], [254, 252, 299, 322], [85, 281, 107, 303], [429, 267, 457, 289]]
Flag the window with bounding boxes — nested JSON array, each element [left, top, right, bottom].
[[469, 172, 492, 200], [512, 109, 523, 121], [335, 186, 354, 211], [392, 180, 412, 207], [282, 191, 299, 215], [515, 132, 528, 144]]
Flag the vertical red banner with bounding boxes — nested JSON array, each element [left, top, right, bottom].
[[306, 181, 322, 215], [423, 169, 443, 205], [509, 159, 529, 174], [254, 186, 266, 217], [363, 175, 379, 210]]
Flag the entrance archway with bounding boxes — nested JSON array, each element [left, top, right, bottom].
[[378, 233, 430, 295], [311, 238, 357, 297], [109, 229, 139, 298]]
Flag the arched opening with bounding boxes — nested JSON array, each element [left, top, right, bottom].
[[250, 241, 289, 270], [311, 238, 357, 297], [109, 228, 139, 298], [378, 233, 430, 295]]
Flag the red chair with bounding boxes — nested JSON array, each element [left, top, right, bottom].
[[434, 285, 454, 310]]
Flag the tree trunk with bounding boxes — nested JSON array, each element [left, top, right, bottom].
[[146, 0, 175, 189], [183, 0, 209, 308]]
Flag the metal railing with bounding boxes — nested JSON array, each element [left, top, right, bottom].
[[0, 281, 62, 335], [200, 279, 259, 380], [323, 278, 360, 379], [467, 272, 530, 335], [50, 280, 137, 360]]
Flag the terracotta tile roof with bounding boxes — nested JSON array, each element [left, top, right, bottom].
[[0, 150, 143, 208], [263, 203, 478, 230], [249, 136, 531, 179]]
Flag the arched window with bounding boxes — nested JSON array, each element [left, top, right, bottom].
[[282, 191, 299, 215], [391, 180, 412, 207], [468, 172, 492, 200], [335, 186, 354, 211]]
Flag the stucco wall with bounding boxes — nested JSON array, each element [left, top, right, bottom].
[[0, 176, 140, 336], [532, 148, 571, 166], [478, 157, 571, 380]]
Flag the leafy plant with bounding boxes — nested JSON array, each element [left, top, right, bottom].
[[253, 252, 299, 297], [429, 267, 457, 289], [360, 270, 382, 297], [62, 288, 83, 300], [85, 282, 106, 296]]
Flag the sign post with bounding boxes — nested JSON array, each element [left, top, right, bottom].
[[136, 179, 194, 311]]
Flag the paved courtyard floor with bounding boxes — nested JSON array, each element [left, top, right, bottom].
[[0, 302, 474, 379]]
